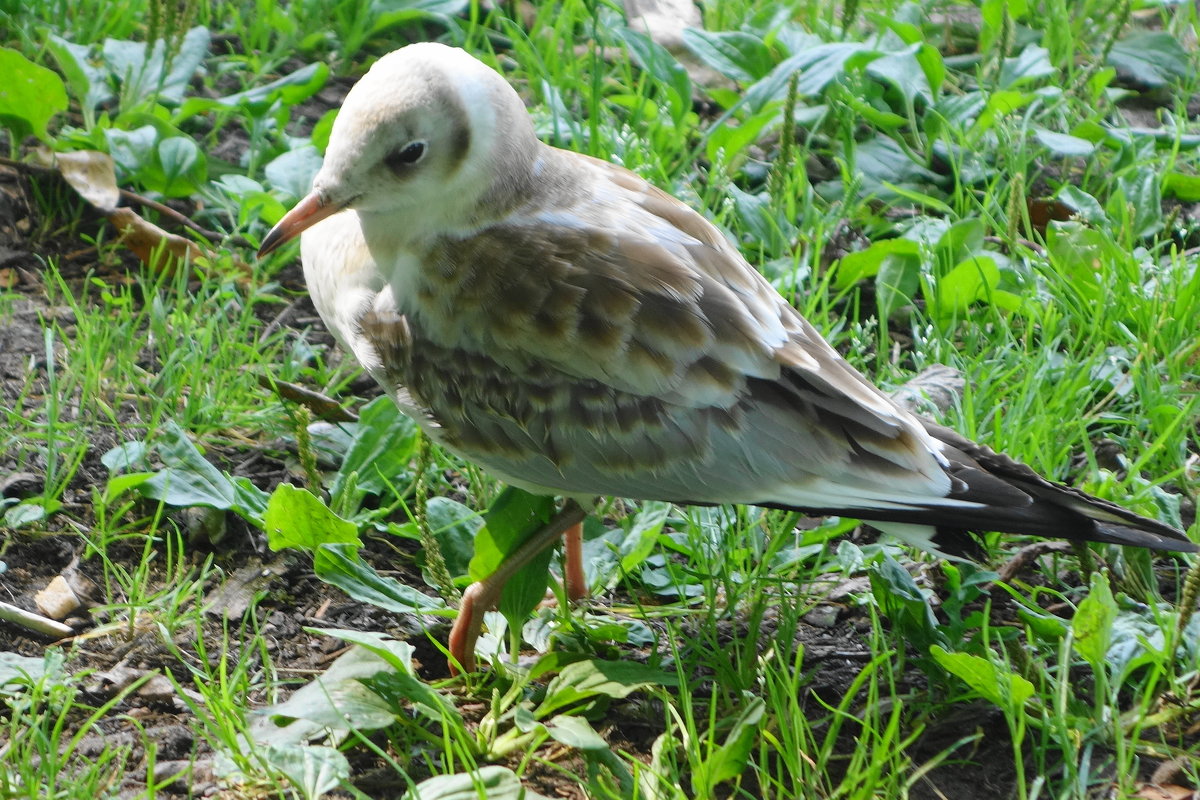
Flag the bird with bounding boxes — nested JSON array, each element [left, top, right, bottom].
[[258, 42, 1196, 672]]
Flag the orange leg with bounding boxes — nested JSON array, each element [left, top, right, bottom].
[[448, 500, 586, 674]]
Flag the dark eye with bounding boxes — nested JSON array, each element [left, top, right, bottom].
[[385, 141, 426, 172]]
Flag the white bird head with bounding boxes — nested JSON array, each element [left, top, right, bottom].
[[259, 42, 540, 256]]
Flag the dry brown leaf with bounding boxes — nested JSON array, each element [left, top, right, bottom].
[[53, 149, 120, 212], [0, 267, 15, 289], [890, 364, 966, 416], [106, 206, 204, 274], [1132, 784, 1196, 800], [256, 373, 358, 422]]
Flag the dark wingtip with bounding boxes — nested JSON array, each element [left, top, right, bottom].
[[1093, 522, 1198, 553]]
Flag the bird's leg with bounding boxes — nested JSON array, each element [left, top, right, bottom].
[[562, 521, 587, 602], [448, 499, 587, 673]]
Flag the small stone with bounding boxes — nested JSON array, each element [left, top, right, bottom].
[[803, 605, 840, 629], [34, 575, 81, 619], [152, 760, 191, 789], [0, 472, 42, 499]]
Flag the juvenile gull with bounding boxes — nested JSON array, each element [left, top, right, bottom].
[[260, 42, 1196, 672]]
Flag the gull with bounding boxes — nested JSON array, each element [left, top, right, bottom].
[[259, 42, 1196, 672]]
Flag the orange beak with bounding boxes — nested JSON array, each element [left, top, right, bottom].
[[258, 191, 345, 257]]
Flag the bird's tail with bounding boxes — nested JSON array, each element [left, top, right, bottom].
[[782, 421, 1196, 558]]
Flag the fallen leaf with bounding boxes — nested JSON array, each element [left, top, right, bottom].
[[54, 149, 119, 212], [257, 373, 358, 423], [890, 364, 966, 415], [1132, 784, 1196, 800], [106, 206, 204, 273]]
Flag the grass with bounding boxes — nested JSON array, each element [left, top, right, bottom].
[[1, 0, 1198, 797]]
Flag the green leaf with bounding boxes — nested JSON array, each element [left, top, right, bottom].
[[968, 90, 1034, 139], [930, 645, 1034, 709], [870, 554, 946, 653], [468, 488, 552, 581], [1164, 172, 1200, 202], [682, 29, 774, 83], [192, 62, 330, 112], [264, 145, 324, 202], [311, 108, 338, 153], [331, 396, 419, 502], [833, 238, 920, 289], [370, 0, 468, 35], [705, 106, 777, 167], [543, 714, 610, 751], [102, 441, 148, 472], [418, 496, 483, 581], [160, 27, 211, 104], [934, 217, 986, 265], [855, 135, 940, 188], [402, 767, 554, 800], [1055, 185, 1107, 225], [1045, 221, 1121, 302], [0, 651, 52, 691], [1108, 32, 1192, 88], [742, 42, 873, 112], [4, 501, 49, 528], [1110, 165, 1162, 238], [105, 125, 158, 181], [790, 42, 874, 97], [103, 472, 155, 502], [537, 659, 675, 719], [876, 251, 922, 320], [139, 421, 240, 511], [1035, 129, 1096, 158], [1072, 571, 1116, 673], [314, 543, 450, 614], [728, 185, 792, 255], [932, 256, 1000, 318], [866, 44, 933, 105], [470, 488, 557, 635], [615, 27, 692, 125], [0, 47, 68, 140], [46, 35, 113, 114], [692, 696, 766, 794], [928, 93, 986, 133], [256, 640, 410, 737], [363, 669, 464, 733], [265, 484, 360, 552], [260, 745, 349, 799], [999, 45, 1055, 88], [156, 136, 206, 196]]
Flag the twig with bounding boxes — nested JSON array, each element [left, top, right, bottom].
[[118, 188, 254, 249], [258, 296, 303, 344], [0, 600, 73, 639]]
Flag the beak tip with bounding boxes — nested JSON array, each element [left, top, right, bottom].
[[257, 230, 281, 259], [254, 190, 335, 260]]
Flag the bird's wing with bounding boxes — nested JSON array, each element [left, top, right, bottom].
[[361, 154, 963, 510]]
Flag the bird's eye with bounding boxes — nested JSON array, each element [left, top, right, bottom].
[[385, 141, 427, 172]]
